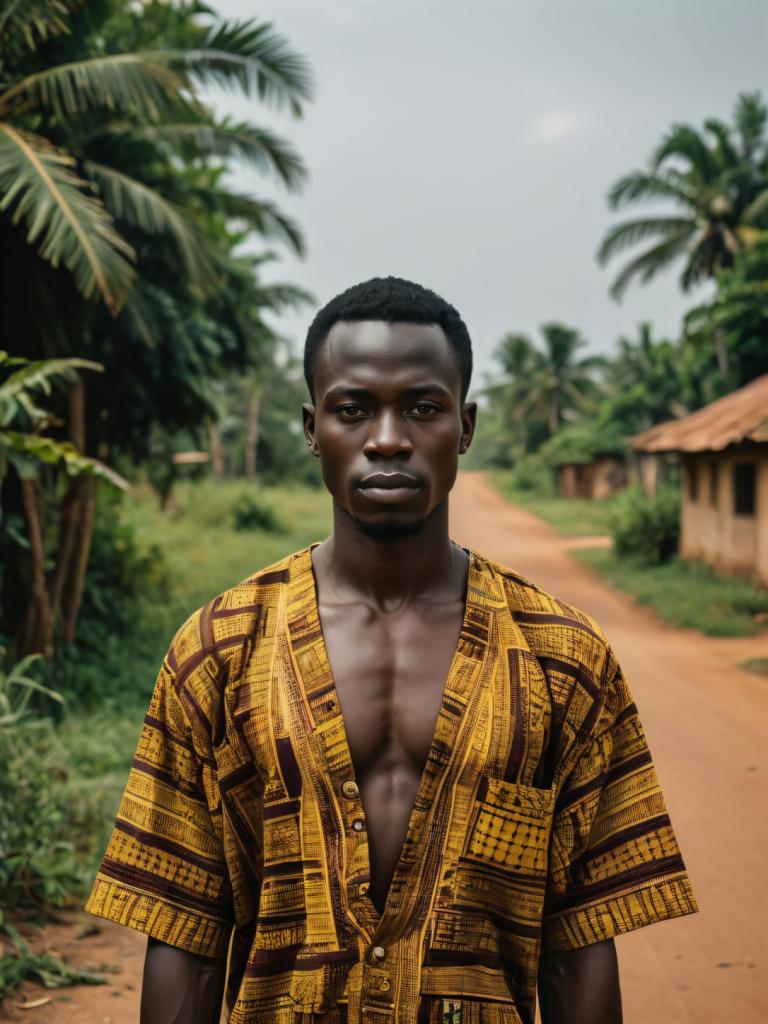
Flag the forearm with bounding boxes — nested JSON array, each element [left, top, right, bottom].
[[537, 938, 622, 1024], [140, 937, 227, 1024]]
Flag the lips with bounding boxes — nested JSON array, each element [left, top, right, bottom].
[[358, 472, 421, 489], [356, 472, 422, 504]]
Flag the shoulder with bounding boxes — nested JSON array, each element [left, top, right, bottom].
[[165, 547, 299, 705], [478, 549, 616, 697]]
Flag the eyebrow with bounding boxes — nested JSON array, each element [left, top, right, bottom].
[[323, 383, 454, 402]]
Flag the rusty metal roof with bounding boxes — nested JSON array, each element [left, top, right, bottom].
[[631, 373, 768, 453]]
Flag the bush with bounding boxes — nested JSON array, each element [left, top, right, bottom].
[[0, 655, 78, 912], [50, 496, 171, 705], [507, 454, 556, 495], [232, 493, 281, 533], [609, 485, 680, 563]]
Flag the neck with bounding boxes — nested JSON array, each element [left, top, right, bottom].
[[316, 497, 461, 605]]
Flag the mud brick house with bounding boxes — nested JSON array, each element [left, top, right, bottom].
[[631, 374, 768, 585]]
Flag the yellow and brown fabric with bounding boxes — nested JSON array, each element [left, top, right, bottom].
[[85, 543, 698, 1024]]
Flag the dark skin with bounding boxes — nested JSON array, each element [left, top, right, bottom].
[[140, 320, 622, 1024]]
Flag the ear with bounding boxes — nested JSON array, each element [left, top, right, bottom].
[[302, 403, 319, 457], [459, 401, 477, 454]]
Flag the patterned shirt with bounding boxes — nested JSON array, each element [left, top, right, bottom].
[[86, 543, 698, 1024]]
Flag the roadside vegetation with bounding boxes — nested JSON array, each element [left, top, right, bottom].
[[489, 470, 620, 537], [572, 547, 768, 637], [473, 93, 768, 638], [1, 478, 331, 995]]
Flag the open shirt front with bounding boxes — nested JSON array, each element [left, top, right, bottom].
[[86, 543, 698, 1024]]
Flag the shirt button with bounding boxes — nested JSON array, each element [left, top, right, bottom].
[[379, 979, 391, 992], [359, 881, 370, 894], [352, 819, 365, 832], [342, 780, 360, 798], [372, 945, 386, 960]]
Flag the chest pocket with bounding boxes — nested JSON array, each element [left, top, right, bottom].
[[452, 778, 556, 1011], [459, 778, 555, 883]]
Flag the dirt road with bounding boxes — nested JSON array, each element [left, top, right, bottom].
[[4, 472, 765, 1022], [449, 472, 767, 1023]]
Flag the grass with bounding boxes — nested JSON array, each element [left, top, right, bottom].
[[572, 547, 768, 637], [489, 470, 618, 537], [68, 478, 334, 871], [125, 478, 332, 625], [740, 658, 768, 676], [4, 479, 333, 936]]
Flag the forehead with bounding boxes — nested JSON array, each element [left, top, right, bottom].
[[314, 320, 461, 397]]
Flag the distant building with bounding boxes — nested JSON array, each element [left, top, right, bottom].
[[631, 374, 768, 585], [556, 457, 627, 500]]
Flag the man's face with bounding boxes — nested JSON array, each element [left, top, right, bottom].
[[303, 320, 476, 537]]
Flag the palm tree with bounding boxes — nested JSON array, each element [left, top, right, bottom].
[[486, 324, 604, 456], [597, 92, 768, 300], [0, 0, 311, 313], [0, 0, 312, 657], [527, 324, 605, 435]]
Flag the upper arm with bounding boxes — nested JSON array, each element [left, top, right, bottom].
[[541, 641, 698, 953], [85, 622, 235, 959]]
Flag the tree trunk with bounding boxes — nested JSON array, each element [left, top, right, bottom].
[[548, 398, 559, 436], [18, 478, 55, 658], [50, 379, 97, 646], [714, 329, 730, 377], [60, 474, 95, 645], [244, 388, 262, 480], [209, 422, 225, 479]]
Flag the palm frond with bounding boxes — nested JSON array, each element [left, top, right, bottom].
[[608, 230, 690, 301], [0, 53, 189, 122], [0, 124, 135, 310], [597, 216, 692, 264], [607, 171, 694, 210], [733, 91, 767, 160], [85, 161, 220, 290], [742, 187, 768, 224], [681, 229, 728, 289], [0, 352, 101, 426], [185, 185, 304, 255], [0, 0, 72, 50], [653, 124, 718, 183], [254, 281, 314, 311], [703, 118, 740, 170], [1, 429, 128, 488], [180, 19, 313, 116], [123, 117, 307, 190]]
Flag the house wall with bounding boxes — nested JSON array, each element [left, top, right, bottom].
[[558, 459, 626, 500], [680, 444, 767, 585]]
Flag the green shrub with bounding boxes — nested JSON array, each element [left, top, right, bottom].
[[609, 485, 680, 563], [507, 455, 556, 495], [50, 496, 171, 705], [0, 655, 78, 911], [232, 493, 281, 533]]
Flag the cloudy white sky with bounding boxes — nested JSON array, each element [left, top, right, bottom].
[[209, 0, 767, 392]]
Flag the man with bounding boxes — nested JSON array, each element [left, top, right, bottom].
[[86, 277, 698, 1024]]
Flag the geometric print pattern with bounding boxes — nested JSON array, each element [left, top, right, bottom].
[[85, 543, 698, 1024]]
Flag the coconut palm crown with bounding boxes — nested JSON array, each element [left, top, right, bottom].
[[597, 92, 768, 300]]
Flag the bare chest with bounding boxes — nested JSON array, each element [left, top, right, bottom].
[[318, 597, 464, 784]]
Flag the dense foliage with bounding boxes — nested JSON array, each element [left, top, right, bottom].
[[0, 0, 313, 662]]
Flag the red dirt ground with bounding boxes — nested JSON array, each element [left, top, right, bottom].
[[3, 471, 765, 1022]]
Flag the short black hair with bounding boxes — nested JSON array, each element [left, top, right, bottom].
[[303, 276, 473, 402]]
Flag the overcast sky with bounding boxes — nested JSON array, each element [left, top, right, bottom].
[[209, 0, 767, 393]]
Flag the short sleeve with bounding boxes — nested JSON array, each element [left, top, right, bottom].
[[84, 646, 234, 959], [541, 646, 699, 952]]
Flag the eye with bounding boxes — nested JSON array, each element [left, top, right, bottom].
[[411, 403, 439, 416], [336, 404, 367, 419]]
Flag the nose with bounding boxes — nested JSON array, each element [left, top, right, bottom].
[[362, 408, 413, 459]]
